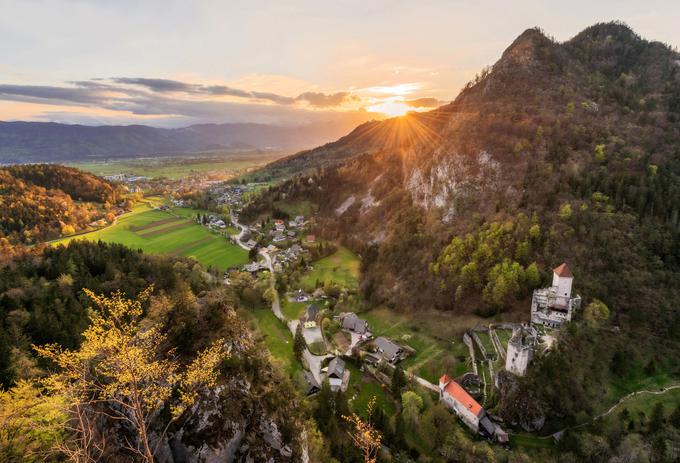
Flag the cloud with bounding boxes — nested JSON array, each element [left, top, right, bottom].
[[0, 78, 367, 117], [1, 75, 449, 127], [403, 97, 446, 108], [0, 84, 103, 105], [111, 77, 196, 93], [296, 91, 358, 107]]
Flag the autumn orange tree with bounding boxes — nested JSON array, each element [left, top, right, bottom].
[[343, 396, 382, 463], [34, 286, 227, 463]]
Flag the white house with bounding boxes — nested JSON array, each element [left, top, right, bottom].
[[505, 325, 537, 376], [531, 263, 582, 327], [439, 375, 508, 442]]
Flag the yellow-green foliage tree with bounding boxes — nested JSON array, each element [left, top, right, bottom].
[[34, 287, 227, 463], [0, 381, 67, 463], [583, 299, 610, 326], [343, 396, 382, 463]]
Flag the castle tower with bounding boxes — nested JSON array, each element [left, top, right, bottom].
[[505, 325, 537, 376], [552, 263, 573, 299]]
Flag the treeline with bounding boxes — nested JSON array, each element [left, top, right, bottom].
[[431, 214, 542, 313], [0, 164, 123, 244], [0, 240, 216, 388], [2, 164, 120, 203]]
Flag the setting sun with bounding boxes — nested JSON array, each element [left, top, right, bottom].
[[368, 100, 413, 117]]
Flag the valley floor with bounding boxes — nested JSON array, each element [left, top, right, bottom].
[[51, 199, 248, 271]]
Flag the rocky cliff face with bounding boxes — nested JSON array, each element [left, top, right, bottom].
[[154, 382, 296, 463]]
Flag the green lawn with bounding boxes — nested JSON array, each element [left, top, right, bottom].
[[245, 307, 301, 377], [281, 300, 307, 321], [510, 434, 554, 449], [300, 247, 360, 291], [51, 204, 248, 270], [346, 361, 396, 419], [361, 307, 470, 384]]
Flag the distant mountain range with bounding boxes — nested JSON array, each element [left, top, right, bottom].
[[0, 120, 370, 163]]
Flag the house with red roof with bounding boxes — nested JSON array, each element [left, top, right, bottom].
[[530, 263, 582, 328], [439, 375, 508, 442]]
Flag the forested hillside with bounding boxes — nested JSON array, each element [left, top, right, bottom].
[[0, 164, 122, 244], [245, 21, 680, 440], [0, 241, 303, 461]]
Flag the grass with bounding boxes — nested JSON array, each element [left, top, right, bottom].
[[68, 151, 289, 180], [273, 199, 316, 218], [51, 203, 248, 270], [244, 307, 301, 377], [360, 307, 471, 384], [281, 300, 307, 321], [300, 247, 360, 291], [603, 386, 680, 421], [495, 329, 513, 348], [510, 434, 554, 449], [476, 331, 496, 358], [346, 361, 396, 418], [608, 370, 674, 402]]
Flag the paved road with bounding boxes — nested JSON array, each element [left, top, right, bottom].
[[230, 214, 251, 250], [259, 249, 330, 384]]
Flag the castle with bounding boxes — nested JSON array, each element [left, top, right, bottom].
[[530, 263, 581, 328], [505, 324, 537, 376]]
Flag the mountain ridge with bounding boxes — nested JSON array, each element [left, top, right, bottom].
[[0, 119, 370, 163]]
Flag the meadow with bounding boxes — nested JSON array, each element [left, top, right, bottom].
[[52, 203, 248, 271], [360, 307, 481, 384], [242, 307, 301, 377], [300, 247, 360, 290]]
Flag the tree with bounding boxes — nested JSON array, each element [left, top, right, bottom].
[[594, 144, 606, 163], [391, 366, 406, 397], [294, 323, 306, 360], [0, 380, 67, 462], [343, 396, 382, 463], [61, 224, 76, 236], [401, 391, 423, 429], [583, 299, 610, 326], [34, 287, 227, 463], [649, 402, 665, 434], [670, 403, 680, 429], [558, 202, 573, 220]]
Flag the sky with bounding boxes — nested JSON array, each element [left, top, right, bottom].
[[1, 0, 679, 128]]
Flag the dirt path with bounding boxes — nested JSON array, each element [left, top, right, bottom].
[[528, 383, 680, 440]]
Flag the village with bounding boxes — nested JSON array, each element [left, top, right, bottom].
[[204, 180, 588, 447]]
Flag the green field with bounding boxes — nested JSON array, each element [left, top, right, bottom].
[[300, 247, 360, 290], [243, 307, 301, 377], [281, 300, 307, 321], [273, 199, 316, 218], [52, 204, 248, 270], [68, 151, 289, 180], [361, 307, 471, 383]]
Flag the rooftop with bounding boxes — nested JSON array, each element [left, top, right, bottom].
[[439, 376, 483, 417], [553, 263, 573, 278]]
